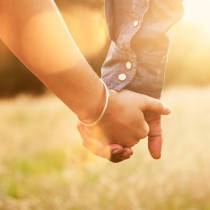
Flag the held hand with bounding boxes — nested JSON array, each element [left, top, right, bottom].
[[78, 123, 133, 163], [77, 90, 171, 162]]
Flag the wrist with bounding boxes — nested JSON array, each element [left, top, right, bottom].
[[101, 89, 118, 120], [77, 79, 108, 124]]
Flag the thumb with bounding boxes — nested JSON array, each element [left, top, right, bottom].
[[141, 95, 172, 115], [77, 123, 111, 159], [145, 113, 163, 159]]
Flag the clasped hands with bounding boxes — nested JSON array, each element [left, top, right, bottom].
[[78, 89, 171, 163]]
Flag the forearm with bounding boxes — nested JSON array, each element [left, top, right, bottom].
[[0, 0, 104, 120]]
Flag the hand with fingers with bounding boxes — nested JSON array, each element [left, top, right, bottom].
[[78, 124, 133, 163], [77, 89, 171, 163]]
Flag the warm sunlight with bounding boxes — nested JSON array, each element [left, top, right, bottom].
[[1, 1, 210, 209], [183, 0, 210, 30]]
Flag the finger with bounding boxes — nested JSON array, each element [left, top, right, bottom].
[[84, 136, 112, 159], [110, 145, 133, 162], [115, 147, 133, 159], [110, 148, 133, 163], [146, 114, 163, 159], [140, 96, 172, 115], [110, 144, 124, 155], [148, 134, 162, 159], [122, 147, 133, 158], [78, 123, 132, 162], [78, 123, 111, 158]]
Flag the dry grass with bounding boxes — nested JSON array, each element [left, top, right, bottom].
[[0, 87, 210, 210]]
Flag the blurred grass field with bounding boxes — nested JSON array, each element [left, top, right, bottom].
[[0, 87, 210, 210]]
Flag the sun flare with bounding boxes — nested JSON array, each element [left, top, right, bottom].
[[183, 0, 210, 30]]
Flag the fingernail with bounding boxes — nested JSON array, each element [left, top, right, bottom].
[[163, 104, 172, 113], [112, 149, 122, 155]]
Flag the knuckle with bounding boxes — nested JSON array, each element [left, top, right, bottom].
[[137, 125, 149, 139], [156, 101, 165, 112], [129, 139, 140, 147], [139, 132, 148, 139], [141, 99, 148, 110], [157, 101, 163, 109], [141, 132, 148, 139], [144, 123, 150, 133]]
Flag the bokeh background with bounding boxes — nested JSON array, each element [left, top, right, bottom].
[[0, 0, 210, 210]]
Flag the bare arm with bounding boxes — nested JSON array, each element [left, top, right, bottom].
[[0, 0, 104, 121]]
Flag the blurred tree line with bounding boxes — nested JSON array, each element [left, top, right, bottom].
[[56, 0, 104, 8], [0, 0, 210, 97], [0, 0, 107, 97]]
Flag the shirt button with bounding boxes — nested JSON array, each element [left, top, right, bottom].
[[133, 20, 139, 27], [118, 73, 127, 81], [125, 61, 133, 70]]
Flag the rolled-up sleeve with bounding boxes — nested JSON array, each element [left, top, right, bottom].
[[102, 0, 184, 98]]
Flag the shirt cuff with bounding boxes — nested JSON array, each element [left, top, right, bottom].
[[102, 0, 184, 98]]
